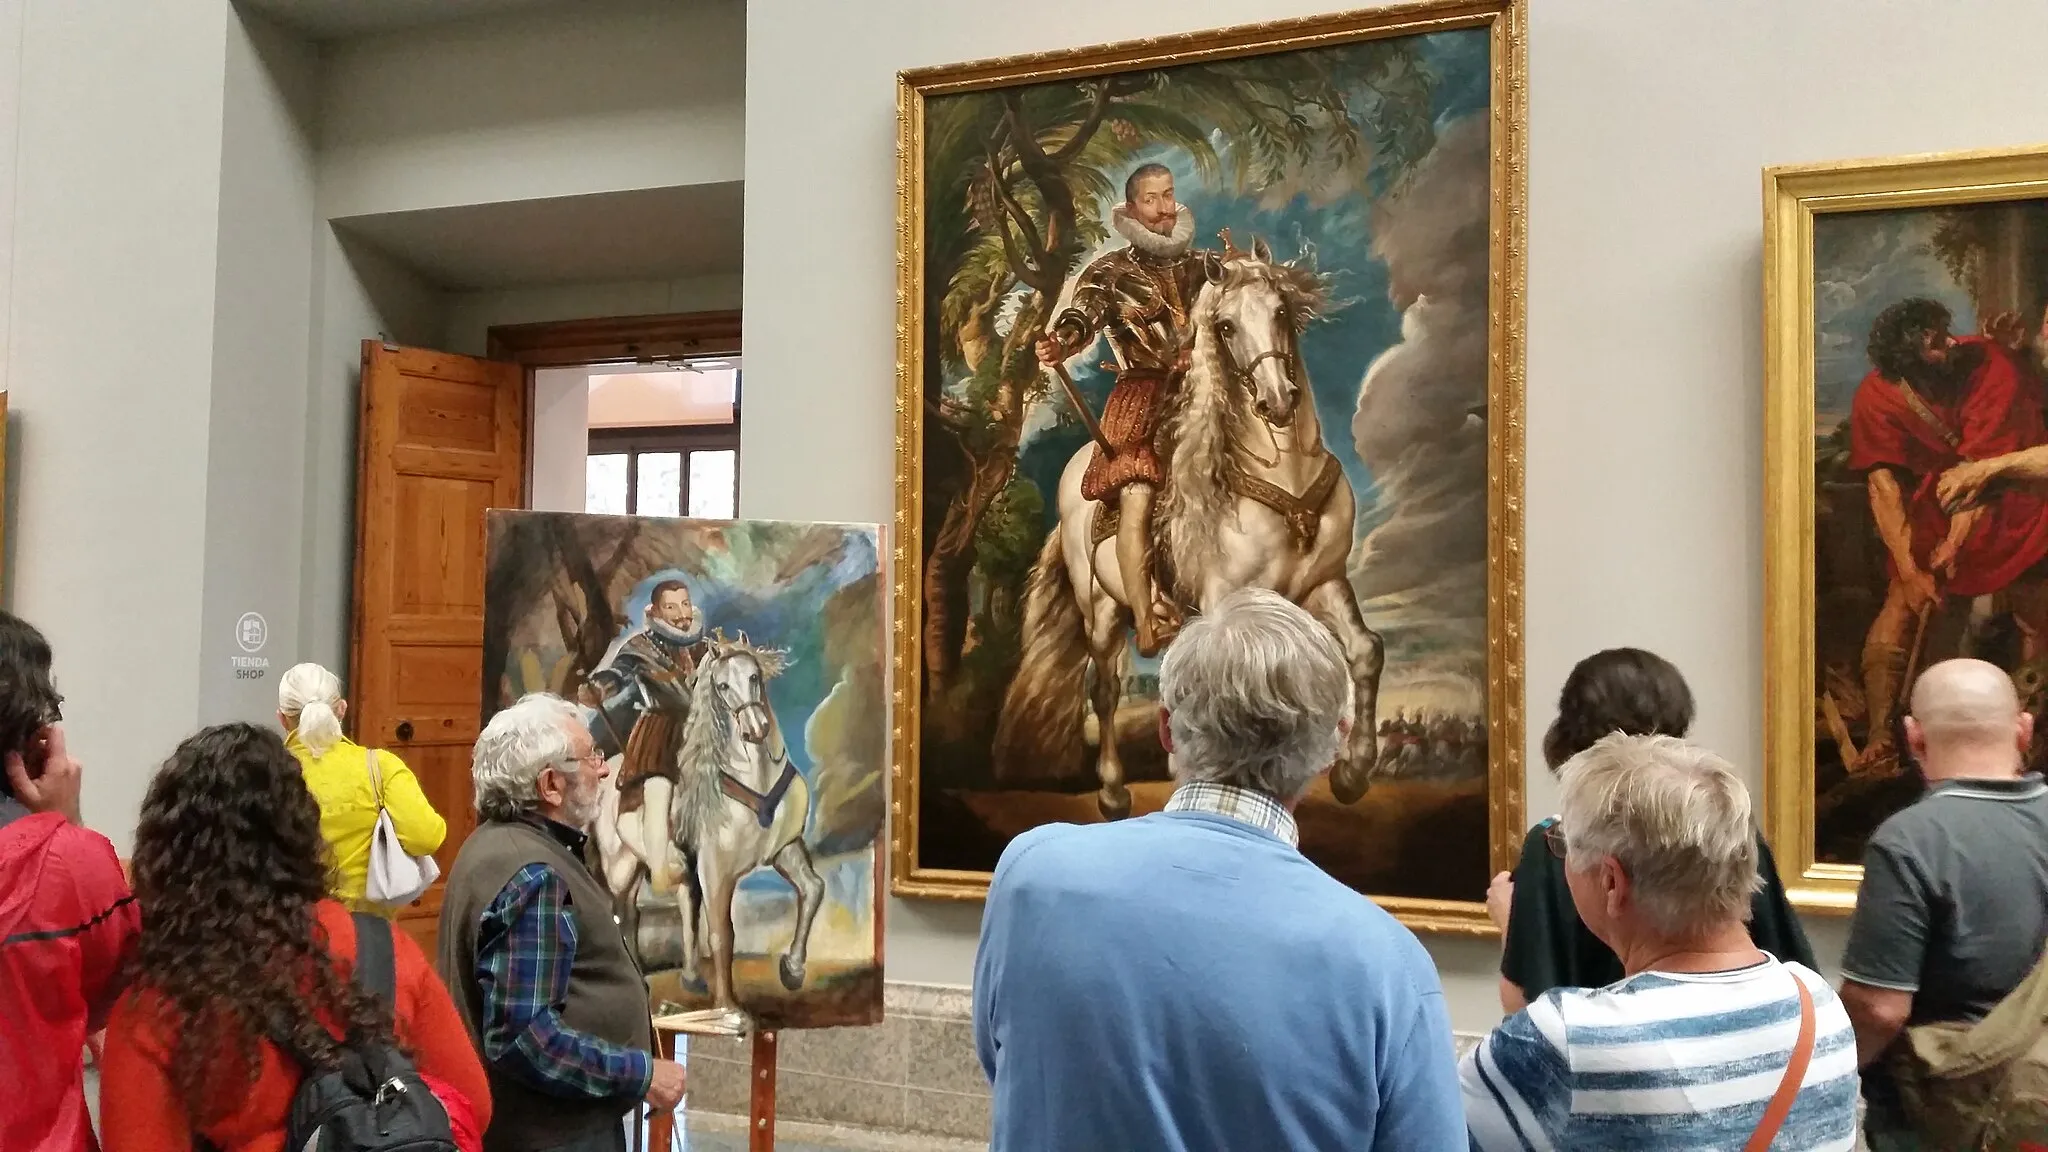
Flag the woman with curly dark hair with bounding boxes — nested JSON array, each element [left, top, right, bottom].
[[98, 723, 488, 1150], [1487, 649, 1816, 1012]]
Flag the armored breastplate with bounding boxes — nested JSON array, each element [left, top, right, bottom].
[[1104, 256, 1193, 372]]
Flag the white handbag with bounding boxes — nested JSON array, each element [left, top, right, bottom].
[[362, 746, 440, 907]]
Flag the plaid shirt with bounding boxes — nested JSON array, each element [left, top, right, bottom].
[[474, 820, 652, 1100], [1163, 782, 1299, 847]]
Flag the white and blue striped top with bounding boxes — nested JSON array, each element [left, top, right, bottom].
[[1461, 957, 1859, 1151]]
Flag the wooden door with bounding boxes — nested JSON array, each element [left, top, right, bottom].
[[351, 341, 525, 952]]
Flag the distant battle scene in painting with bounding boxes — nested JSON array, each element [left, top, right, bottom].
[[1810, 198, 2048, 865], [906, 18, 1512, 908], [482, 510, 886, 1030]]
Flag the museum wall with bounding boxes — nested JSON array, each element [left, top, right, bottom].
[[199, 8, 321, 727], [0, 3, 234, 848], [441, 272, 743, 356], [313, 0, 743, 221], [743, 0, 2048, 1031], [298, 231, 450, 679]]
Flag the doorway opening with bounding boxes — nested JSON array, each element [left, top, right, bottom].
[[487, 310, 744, 517], [576, 357, 740, 519]]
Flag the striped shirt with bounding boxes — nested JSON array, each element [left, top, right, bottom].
[[1462, 958, 1858, 1150], [1162, 782, 1298, 847]]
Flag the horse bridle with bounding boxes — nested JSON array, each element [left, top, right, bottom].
[[1211, 308, 1302, 404], [712, 665, 773, 745]]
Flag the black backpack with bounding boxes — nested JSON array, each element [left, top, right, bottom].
[[277, 913, 458, 1152]]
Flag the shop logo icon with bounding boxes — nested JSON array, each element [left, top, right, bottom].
[[236, 612, 268, 654]]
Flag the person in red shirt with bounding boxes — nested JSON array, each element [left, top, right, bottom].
[[0, 610, 139, 1152], [100, 723, 490, 1152], [1847, 297, 2048, 771]]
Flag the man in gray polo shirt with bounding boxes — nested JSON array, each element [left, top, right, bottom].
[[1840, 658, 2048, 1150]]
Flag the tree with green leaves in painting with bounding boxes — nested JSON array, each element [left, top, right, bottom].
[[918, 42, 1441, 714]]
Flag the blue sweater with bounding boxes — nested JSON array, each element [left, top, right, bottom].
[[973, 810, 1466, 1151]]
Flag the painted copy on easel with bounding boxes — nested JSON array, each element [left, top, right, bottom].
[[482, 510, 887, 1030]]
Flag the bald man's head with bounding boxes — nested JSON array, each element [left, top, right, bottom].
[[1904, 658, 2031, 778]]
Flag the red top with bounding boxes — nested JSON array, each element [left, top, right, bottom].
[[0, 808, 139, 1152], [100, 900, 493, 1152], [1847, 337, 2048, 597]]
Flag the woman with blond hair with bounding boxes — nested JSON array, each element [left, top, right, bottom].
[[279, 662, 446, 914]]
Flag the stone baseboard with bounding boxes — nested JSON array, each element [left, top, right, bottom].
[[686, 982, 1484, 1144], [686, 982, 989, 1143]]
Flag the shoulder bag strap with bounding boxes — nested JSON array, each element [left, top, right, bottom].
[[1744, 972, 1818, 1152], [364, 745, 386, 809], [349, 911, 399, 1003]]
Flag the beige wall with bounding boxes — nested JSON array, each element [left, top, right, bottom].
[[741, 0, 2048, 1030], [441, 272, 743, 355], [315, 0, 743, 220], [2, 2, 233, 848]]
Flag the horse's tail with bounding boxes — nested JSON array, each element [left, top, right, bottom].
[[992, 530, 1089, 783]]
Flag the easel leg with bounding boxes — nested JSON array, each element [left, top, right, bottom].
[[749, 1029, 778, 1152]]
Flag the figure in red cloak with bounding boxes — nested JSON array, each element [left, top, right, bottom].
[[1847, 297, 2048, 770]]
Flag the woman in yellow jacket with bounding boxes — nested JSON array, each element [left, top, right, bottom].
[[277, 662, 446, 916]]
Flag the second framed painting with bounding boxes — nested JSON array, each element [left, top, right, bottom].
[[1766, 143, 2048, 911], [891, 0, 1527, 933]]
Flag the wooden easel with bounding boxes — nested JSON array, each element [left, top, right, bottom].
[[647, 1019, 779, 1152]]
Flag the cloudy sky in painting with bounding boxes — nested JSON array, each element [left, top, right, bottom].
[[1346, 112, 1490, 716], [1812, 208, 1975, 428]]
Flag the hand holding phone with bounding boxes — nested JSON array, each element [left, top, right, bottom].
[[7, 724, 81, 825]]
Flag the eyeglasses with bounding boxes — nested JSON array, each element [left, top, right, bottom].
[[1543, 821, 1569, 860], [557, 746, 604, 770]]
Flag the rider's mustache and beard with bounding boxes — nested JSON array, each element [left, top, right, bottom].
[[648, 604, 701, 642], [1112, 203, 1195, 259]]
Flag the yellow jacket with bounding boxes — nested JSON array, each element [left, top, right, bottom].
[[287, 731, 447, 916]]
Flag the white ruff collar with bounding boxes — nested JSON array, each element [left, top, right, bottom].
[[1112, 205, 1195, 258]]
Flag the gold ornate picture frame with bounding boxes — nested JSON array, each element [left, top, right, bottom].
[[892, 0, 1527, 934], [1764, 144, 2048, 912]]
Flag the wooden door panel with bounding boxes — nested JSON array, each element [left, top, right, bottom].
[[391, 475, 492, 613], [352, 341, 524, 954]]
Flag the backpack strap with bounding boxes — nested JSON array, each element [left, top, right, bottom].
[[349, 911, 399, 1003], [1745, 972, 1817, 1152]]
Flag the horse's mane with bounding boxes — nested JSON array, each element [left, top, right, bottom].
[[1160, 253, 1329, 598], [671, 631, 793, 847]]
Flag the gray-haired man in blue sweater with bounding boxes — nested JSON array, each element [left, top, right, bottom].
[[972, 586, 1466, 1150]]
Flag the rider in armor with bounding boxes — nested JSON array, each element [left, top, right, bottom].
[[580, 579, 709, 851], [1035, 163, 1208, 656]]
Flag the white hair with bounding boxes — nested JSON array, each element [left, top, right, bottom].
[[278, 662, 344, 756], [1557, 733, 1761, 938], [473, 693, 582, 822], [1158, 587, 1352, 801]]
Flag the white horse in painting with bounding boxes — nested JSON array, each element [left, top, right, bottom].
[[993, 238, 1384, 818], [667, 635, 823, 1032]]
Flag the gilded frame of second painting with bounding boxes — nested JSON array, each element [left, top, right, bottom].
[[891, 0, 1527, 934], [1765, 143, 2048, 912]]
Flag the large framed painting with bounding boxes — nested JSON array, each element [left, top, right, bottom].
[[483, 511, 888, 1028], [891, 0, 1527, 933], [1765, 144, 2048, 911]]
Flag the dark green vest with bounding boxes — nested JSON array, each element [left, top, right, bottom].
[[438, 818, 653, 1152]]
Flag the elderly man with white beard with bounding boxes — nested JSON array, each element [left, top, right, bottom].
[[438, 693, 685, 1152]]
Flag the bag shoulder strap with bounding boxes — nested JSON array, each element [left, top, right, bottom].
[[364, 745, 385, 805], [350, 911, 399, 1003], [1745, 971, 1818, 1152]]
